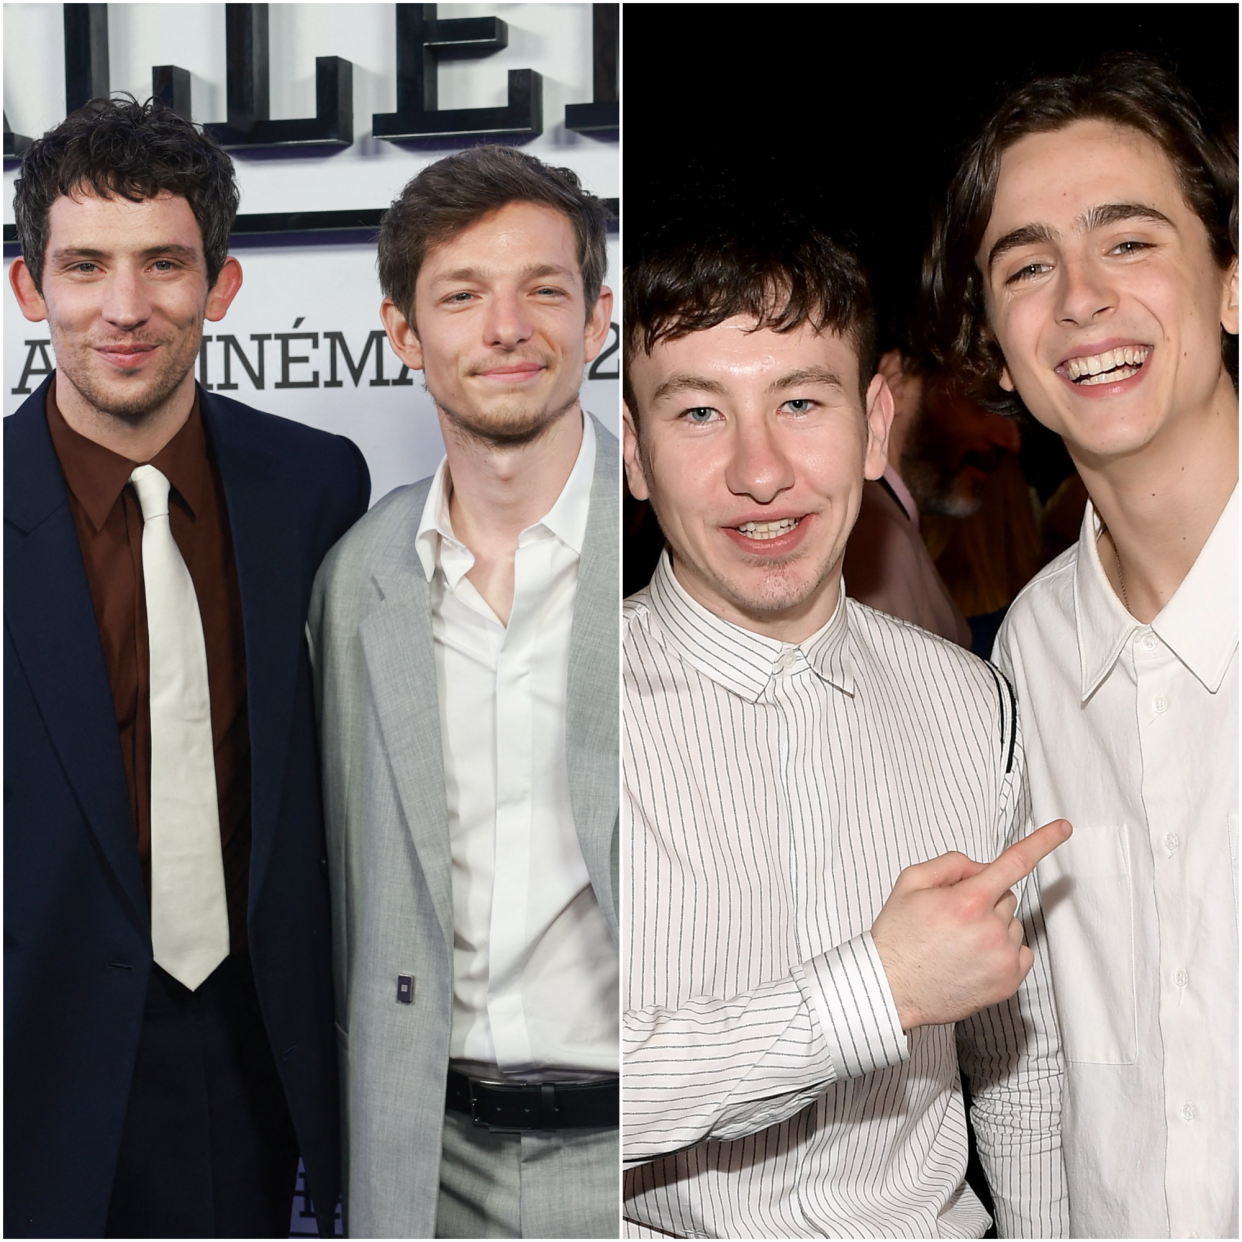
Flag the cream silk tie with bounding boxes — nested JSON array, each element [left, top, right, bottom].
[[129, 464, 229, 991]]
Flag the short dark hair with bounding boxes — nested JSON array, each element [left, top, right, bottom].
[[624, 218, 877, 417], [925, 52, 1238, 417], [13, 94, 239, 294], [377, 144, 611, 324]]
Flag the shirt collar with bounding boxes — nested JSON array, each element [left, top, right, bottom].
[[1075, 484, 1238, 698], [643, 552, 855, 703], [45, 375, 207, 531], [414, 412, 596, 585]]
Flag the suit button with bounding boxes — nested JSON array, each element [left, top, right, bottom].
[[320, 857, 329, 878]]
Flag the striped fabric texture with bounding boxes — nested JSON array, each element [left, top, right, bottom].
[[622, 556, 1067, 1239]]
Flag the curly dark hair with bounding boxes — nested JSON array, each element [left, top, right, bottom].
[[13, 94, 239, 293], [377, 144, 611, 326], [624, 215, 877, 418], [924, 52, 1238, 417]]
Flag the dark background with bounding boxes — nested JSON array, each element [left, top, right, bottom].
[[622, 3, 1238, 335]]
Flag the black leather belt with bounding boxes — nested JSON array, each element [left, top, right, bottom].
[[446, 1068, 619, 1132]]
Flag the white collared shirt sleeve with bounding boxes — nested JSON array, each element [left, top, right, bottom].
[[623, 557, 1066, 1238]]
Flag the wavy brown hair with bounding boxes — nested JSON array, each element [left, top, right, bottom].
[[924, 52, 1238, 417]]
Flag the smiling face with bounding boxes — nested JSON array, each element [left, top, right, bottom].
[[11, 189, 237, 425], [978, 119, 1239, 467], [383, 200, 612, 447], [624, 317, 892, 641]]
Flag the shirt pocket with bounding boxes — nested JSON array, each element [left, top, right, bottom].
[[1038, 823, 1137, 1065]]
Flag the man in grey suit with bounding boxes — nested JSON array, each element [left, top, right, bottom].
[[309, 146, 619, 1238]]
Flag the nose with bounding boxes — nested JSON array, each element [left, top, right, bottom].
[[724, 415, 795, 504], [483, 286, 534, 350], [1055, 252, 1116, 327], [100, 263, 153, 331]]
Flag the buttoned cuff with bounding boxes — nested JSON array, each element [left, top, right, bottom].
[[793, 931, 909, 1081]]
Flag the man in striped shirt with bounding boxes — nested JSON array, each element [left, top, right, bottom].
[[620, 218, 1070, 1238]]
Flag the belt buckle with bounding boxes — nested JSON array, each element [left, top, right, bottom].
[[468, 1076, 525, 1134]]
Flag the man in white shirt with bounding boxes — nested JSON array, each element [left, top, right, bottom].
[[926, 53, 1238, 1238], [621, 217, 1071, 1237], [309, 146, 620, 1237]]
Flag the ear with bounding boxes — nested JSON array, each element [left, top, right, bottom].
[[862, 372, 895, 481], [205, 255, 243, 322], [583, 284, 614, 363], [998, 364, 1016, 392], [381, 297, 424, 371], [1222, 255, 1239, 337], [622, 400, 650, 501], [10, 258, 49, 322]]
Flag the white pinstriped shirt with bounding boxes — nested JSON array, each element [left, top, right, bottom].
[[622, 556, 1067, 1239]]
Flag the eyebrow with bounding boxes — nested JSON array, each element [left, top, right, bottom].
[[50, 243, 202, 263], [650, 373, 728, 403], [429, 262, 576, 286], [986, 202, 1176, 272], [767, 366, 845, 393]]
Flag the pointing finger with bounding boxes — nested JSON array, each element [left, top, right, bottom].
[[973, 819, 1072, 899]]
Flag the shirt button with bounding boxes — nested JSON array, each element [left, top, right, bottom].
[[1153, 695, 1169, 713], [1141, 632, 1158, 651], [1164, 833, 1180, 854], [1181, 1102, 1197, 1121], [1175, 969, 1189, 988], [778, 650, 798, 672]]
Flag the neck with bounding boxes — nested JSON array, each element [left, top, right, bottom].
[[1077, 370, 1238, 623], [55, 367, 197, 462]]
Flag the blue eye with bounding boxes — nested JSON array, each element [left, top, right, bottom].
[[684, 407, 717, 424], [784, 399, 814, 414]]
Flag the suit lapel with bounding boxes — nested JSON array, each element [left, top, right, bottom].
[[4, 388, 148, 931], [566, 420, 620, 935], [360, 512, 454, 945], [203, 395, 301, 911]]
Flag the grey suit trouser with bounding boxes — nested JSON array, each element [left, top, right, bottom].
[[436, 1110, 619, 1238]]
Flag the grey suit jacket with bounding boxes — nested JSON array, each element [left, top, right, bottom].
[[308, 418, 619, 1238]]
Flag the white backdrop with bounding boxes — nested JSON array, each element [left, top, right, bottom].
[[3, 3, 620, 505]]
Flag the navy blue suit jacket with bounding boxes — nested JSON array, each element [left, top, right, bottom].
[[4, 377, 370, 1238]]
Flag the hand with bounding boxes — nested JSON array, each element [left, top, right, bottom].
[[871, 819, 1072, 1031]]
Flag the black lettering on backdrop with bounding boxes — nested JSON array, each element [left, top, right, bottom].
[[274, 323, 320, 388], [372, 4, 542, 141], [63, 4, 109, 115], [205, 3, 354, 149], [565, 5, 618, 133], [216, 333, 271, 390], [324, 330, 393, 387], [12, 340, 54, 395]]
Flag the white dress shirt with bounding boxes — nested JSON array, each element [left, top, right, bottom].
[[994, 487, 1239, 1239], [623, 555, 1067, 1238], [415, 414, 618, 1078]]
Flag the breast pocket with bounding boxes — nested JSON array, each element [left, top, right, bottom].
[[1038, 824, 1137, 1065]]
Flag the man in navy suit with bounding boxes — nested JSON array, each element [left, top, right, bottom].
[[5, 96, 368, 1237]]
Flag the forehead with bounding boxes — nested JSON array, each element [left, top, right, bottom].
[[46, 189, 203, 251], [984, 119, 1192, 246], [633, 316, 861, 395], [417, 200, 579, 284]]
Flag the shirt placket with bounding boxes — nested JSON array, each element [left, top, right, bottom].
[[485, 533, 543, 1073], [1136, 632, 1209, 1237]]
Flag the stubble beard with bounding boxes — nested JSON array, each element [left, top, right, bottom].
[[899, 407, 983, 519], [53, 323, 201, 427], [430, 378, 580, 450]]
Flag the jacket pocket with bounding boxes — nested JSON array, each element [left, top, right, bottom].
[[1039, 823, 1137, 1065]]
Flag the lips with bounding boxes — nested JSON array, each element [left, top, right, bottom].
[[724, 514, 810, 554], [1056, 342, 1152, 387], [97, 342, 159, 368], [474, 362, 545, 381]]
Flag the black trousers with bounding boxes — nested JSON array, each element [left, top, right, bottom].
[[104, 954, 300, 1239]]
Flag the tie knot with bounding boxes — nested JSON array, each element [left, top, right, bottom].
[[130, 464, 172, 521]]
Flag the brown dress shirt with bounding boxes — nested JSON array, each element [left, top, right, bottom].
[[46, 379, 252, 956]]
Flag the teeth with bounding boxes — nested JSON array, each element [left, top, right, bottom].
[[1066, 346, 1151, 381], [1077, 365, 1142, 386], [737, 517, 799, 540]]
